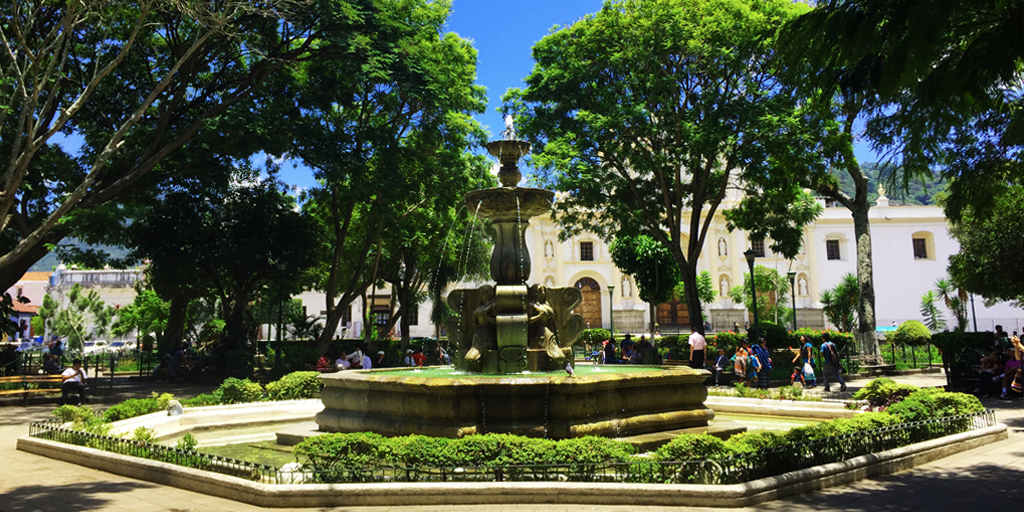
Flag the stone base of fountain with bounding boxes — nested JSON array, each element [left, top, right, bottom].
[[315, 366, 714, 439]]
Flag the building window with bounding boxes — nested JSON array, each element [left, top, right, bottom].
[[373, 307, 390, 328], [826, 239, 841, 260], [913, 238, 928, 259], [406, 306, 418, 326], [751, 239, 765, 258], [342, 305, 352, 325], [580, 241, 594, 261]]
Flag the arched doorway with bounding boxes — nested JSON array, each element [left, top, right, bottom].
[[574, 277, 602, 329]]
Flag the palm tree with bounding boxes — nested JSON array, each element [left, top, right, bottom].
[[820, 274, 858, 332], [934, 277, 969, 332], [919, 290, 947, 332]]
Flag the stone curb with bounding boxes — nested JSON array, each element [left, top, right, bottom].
[[16, 424, 1007, 508]]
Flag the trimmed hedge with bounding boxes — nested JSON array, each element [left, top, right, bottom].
[[266, 371, 321, 400], [892, 320, 931, 346], [579, 329, 612, 344]]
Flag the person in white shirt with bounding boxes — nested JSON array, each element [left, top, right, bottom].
[[335, 351, 351, 370], [346, 347, 364, 368], [60, 358, 87, 405], [361, 354, 372, 370], [404, 349, 415, 367], [688, 331, 707, 369]]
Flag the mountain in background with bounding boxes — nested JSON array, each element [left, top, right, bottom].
[[834, 163, 945, 206], [29, 241, 133, 272]]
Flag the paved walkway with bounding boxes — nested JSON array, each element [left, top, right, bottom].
[[1, 373, 1022, 512]]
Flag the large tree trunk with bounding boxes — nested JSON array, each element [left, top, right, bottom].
[[851, 201, 878, 355], [678, 262, 705, 335], [162, 295, 189, 352]]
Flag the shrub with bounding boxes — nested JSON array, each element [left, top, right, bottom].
[[932, 331, 994, 387], [296, 432, 388, 477], [53, 405, 98, 425], [853, 378, 917, 409], [709, 331, 744, 352], [385, 435, 453, 469], [181, 392, 222, 407], [280, 344, 322, 373], [266, 371, 321, 400], [886, 390, 939, 422], [216, 377, 263, 404], [132, 427, 157, 443], [552, 436, 635, 466], [176, 432, 198, 451], [892, 320, 932, 346], [655, 434, 728, 461], [723, 430, 787, 453], [151, 392, 175, 410], [579, 329, 611, 344], [777, 385, 803, 401], [757, 321, 789, 349], [102, 398, 161, 422]]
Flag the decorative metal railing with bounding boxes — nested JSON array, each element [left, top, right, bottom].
[[29, 409, 997, 485]]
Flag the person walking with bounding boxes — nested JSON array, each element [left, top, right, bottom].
[[752, 338, 772, 389], [820, 332, 846, 392]]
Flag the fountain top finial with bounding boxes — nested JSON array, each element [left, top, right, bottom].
[[502, 114, 516, 140]]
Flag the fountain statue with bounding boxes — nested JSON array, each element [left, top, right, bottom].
[[315, 119, 716, 442], [446, 121, 585, 373]]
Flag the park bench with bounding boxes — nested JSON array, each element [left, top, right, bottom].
[[849, 355, 896, 377], [0, 374, 64, 405]]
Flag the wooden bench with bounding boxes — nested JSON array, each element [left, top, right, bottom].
[[0, 375, 65, 405]]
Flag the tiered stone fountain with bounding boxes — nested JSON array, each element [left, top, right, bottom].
[[316, 119, 715, 441]]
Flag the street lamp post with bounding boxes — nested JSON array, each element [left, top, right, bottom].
[[608, 285, 615, 339], [744, 249, 759, 343], [275, 262, 287, 379], [787, 270, 797, 331]]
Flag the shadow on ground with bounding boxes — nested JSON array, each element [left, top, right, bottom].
[[762, 463, 1024, 512], [0, 481, 157, 511]]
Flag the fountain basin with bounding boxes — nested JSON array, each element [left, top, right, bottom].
[[315, 366, 714, 439]]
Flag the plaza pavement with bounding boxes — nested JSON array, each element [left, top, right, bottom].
[[1, 372, 1022, 512]]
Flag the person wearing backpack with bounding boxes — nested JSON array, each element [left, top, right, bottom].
[[820, 332, 846, 392]]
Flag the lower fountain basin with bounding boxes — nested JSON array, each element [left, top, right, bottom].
[[316, 365, 713, 439]]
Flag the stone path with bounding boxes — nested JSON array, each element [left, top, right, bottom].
[[1, 373, 1022, 512]]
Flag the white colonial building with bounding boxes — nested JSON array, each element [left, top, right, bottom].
[[9, 195, 1021, 341]]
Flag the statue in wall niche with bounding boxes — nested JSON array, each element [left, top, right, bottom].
[[798, 277, 808, 296], [621, 278, 632, 298], [720, 276, 730, 297], [718, 237, 728, 256], [465, 284, 497, 366], [528, 284, 563, 365], [544, 239, 554, 258]]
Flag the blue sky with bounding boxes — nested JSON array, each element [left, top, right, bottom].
[[279, 0, 605, 191], [281, 0, 878, 191]]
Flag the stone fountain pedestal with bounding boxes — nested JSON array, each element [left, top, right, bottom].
[[315, 366, 713, 439]]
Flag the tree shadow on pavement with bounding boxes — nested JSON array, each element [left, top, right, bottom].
[[0, 481, 156, 511], [760, 463, 1024, 512]]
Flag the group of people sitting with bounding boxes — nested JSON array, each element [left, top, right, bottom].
[[316, 345, 443, 372], [974, 331, 1024, 399], [595, 334, 655, 365], [317, 347, 377, 372]]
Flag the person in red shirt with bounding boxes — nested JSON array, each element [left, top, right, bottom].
[[316, 355, 331, 372], [412, 350, 427, 367]]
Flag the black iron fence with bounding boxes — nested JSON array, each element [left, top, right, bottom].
[[29, 410, 996, 485], [28, 420, 278, 481]]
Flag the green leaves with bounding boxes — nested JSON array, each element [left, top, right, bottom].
[[514, 0, 822, 330]]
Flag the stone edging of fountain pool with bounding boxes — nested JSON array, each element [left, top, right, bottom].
[[17, 423, 1007, 507]]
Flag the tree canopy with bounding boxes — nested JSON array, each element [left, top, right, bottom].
[[511, 0, 825, 333], [779, 0, 1023, 222], [948, 187, 1024, 306], [0, 0, 339, 289]]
